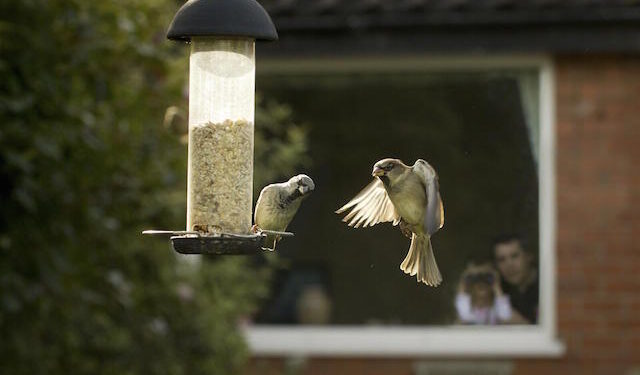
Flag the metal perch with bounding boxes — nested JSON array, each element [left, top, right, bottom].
[[142, 229, 294, 255]]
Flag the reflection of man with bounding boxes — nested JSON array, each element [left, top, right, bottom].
[[493, 234, 538, 324]]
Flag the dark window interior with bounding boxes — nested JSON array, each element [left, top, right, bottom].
[[254, 71, 539, 325]]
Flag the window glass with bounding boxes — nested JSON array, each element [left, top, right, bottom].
[[254, 70, 540, 326]]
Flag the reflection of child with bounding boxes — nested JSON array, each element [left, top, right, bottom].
[[455, 262, 512, 325]]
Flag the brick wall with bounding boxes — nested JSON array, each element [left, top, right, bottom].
[[515, 55, 640, 374], [246, 55, 640, 375]]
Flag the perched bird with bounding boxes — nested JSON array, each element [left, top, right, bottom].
[[336, 159, 444, 286], [253, 174, 315, 250]]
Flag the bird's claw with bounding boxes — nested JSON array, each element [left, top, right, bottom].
[[251, 224, 261, 234], [398, 219, 413, 239]]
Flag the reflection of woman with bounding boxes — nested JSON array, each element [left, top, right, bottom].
[[455, 262, 512, 325], [296, 284, 332, 325]]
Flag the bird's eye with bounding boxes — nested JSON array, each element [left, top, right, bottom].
[[384, 164, 394, 171]]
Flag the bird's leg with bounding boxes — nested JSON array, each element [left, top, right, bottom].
[[261, 237, 277, 252], [398, 219, 413, 239]]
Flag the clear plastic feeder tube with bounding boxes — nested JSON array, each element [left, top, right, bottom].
[[187, 37, 255, 234]]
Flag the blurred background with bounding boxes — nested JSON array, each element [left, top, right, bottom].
[[0, 1, 309, 373], [1, 0, 639, 374]]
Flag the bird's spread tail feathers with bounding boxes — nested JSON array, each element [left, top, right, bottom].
[[400, 234, 442, 286]]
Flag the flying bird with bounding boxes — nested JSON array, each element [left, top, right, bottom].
[[253, 174, 315, 250], [336, 159, 444, 286]]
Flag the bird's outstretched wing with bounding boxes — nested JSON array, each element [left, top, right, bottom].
[[336, 179, 400, 228], [413, 159, 444, 235]]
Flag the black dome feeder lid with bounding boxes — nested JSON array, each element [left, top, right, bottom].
[[167, 0, 278, 42]]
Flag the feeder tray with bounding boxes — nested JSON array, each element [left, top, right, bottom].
[[142, 229, 293, 255]]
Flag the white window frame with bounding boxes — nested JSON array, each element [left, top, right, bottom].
[[244, 55, 564, 357]]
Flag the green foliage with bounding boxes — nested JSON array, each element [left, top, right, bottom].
[[0, 0, 308, 374], [254, 94, 310, 192]]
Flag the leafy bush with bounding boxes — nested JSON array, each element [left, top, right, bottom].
[[0, 1, 307, 373]]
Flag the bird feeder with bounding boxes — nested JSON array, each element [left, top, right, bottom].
[[144, 0, 289, 255]]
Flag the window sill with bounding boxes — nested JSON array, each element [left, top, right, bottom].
[[243, 325, 566, 358]]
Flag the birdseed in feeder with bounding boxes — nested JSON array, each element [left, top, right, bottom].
[[188, 119, 253, 235]]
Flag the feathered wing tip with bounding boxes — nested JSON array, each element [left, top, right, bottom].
[[335, 179, 400, 228], [400, 234, 442, 287]]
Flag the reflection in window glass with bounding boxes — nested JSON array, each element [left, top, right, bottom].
[[254, 70, 540, 326]]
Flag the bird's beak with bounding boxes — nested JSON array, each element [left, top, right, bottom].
[[372, 166, 385, 177], [298, 185, 310, 195]]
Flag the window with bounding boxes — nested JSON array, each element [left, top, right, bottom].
[[244, 56, 564, 356]]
